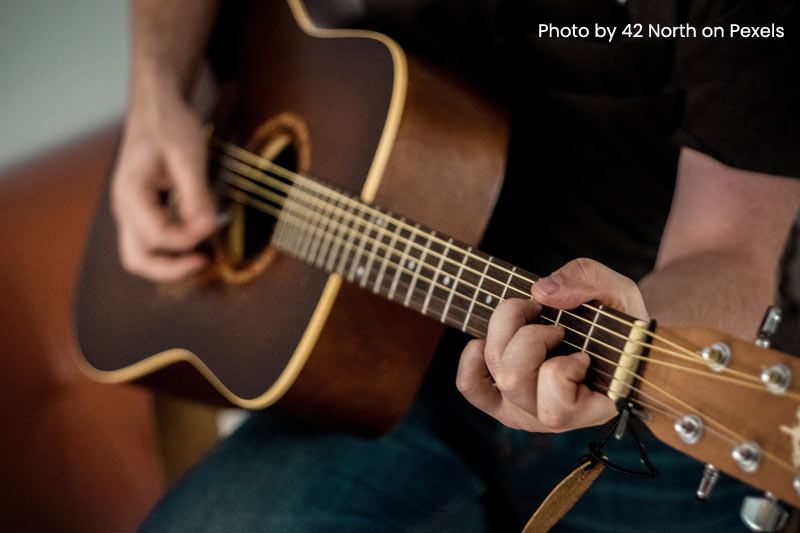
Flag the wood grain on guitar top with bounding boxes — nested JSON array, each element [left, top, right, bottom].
[[75, 0, 509, 433]]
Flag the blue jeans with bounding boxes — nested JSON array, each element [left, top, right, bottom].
[[142, 346, 752, 532]]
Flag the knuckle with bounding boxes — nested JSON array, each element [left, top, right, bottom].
[[483, 342, 502, 367], [493, 370, 523, 393], [567, 257, 598, 285], [454, 372, 474, 396], [493, 298, 522, 317], [120, 251, 147, 277], [537, 407, 568, 431]]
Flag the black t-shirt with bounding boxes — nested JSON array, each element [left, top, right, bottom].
[[351, 0, 800, 281], [342, 2, 800, 527]]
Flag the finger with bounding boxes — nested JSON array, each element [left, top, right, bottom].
[[165, 121, 217, 236], [530, 257, 648, 318], [490, 324, 564, 414], [536, 352, 617, 431], [484, 298, 541, 368], [114, 152, 215, 253], [457, 339, 551, 432], [118, 224, 209, 282], [456, 339, 502, 413]]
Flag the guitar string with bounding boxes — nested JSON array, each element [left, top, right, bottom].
[[219, 181, 792, 401], [218, 169, 711, 369], [213, 152, 712, 368], [214, 142, 712, 364], [234, 171, 793, 474], [215, 168, 770, 388], [548, 315, 799, 398], [585, 375, 742, 451], [220, 184, 796, 475], [214, 141, 750, 370], [211, 139, 703, 362], [215, 161, 766, 388], [559, 338, 794, 473]]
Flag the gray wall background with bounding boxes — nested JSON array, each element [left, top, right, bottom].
[[0, 0, 128, 171]]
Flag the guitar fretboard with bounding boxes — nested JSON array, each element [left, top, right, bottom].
[[215, 151, 642, 385]]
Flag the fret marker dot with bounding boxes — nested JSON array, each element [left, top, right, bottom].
[[356, 266, 365, 278], [376, 218, 385, 226], [485, 295, 493, 305], [407, 260, 416, 270], [443, 276, 451, 286]]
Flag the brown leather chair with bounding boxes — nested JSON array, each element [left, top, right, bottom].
[[0, 126, 166, 532]]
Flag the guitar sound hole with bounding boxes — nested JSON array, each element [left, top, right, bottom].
[[213, 112, 311, 284], [239, 144, 296, 259]]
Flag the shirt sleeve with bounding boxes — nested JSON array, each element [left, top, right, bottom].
[[672, 0, 800, 178]]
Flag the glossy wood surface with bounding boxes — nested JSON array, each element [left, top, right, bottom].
[[643, 325, 800, 505]]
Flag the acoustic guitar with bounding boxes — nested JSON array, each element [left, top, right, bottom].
[[76, 0, 800, 508]]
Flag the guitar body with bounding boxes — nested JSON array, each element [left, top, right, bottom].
[[76, 0, 509, 433]]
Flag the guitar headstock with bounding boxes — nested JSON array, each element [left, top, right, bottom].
[[636, 323, 800, 506]]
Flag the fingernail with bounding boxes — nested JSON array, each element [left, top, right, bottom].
[[533, 276, 560, 296]]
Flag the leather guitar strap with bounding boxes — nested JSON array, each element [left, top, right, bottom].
[[521, 459, 605, 532]]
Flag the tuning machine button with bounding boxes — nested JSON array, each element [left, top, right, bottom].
[[756, 306, 782, 349], [696, 464, 719, 501], [740, 493, 788, 532]]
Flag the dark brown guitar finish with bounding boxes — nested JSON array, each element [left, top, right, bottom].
[[76, 0, 509, 433]]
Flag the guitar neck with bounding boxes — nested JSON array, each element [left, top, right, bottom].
[[213, 146, 644, 384]]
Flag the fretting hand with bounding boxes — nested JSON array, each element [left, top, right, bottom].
[[456, 258, 649, 432]]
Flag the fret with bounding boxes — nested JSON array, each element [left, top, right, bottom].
[[441, 246, 472, 325], [358, 212, 387, 288], [333, 201, 359, 275], [462, 258, 509, 337], [303, 199, 325, 263], [507, 271, 533, 300], [372, 217, 404, 293], [462, 256, 493, 332], [500, 266, 517, 301], [404, 230, 434, 307], [581, 307, 601, 351], [313, 193, 339, 269], [298, 187, 327, 262], [324, 197, 350, 273], [273, 196, 294, 253], [346, 206, 375, 282], [285, 191, 312, 257], [554, 308, 564, 326], [273, 194, 303, 255], [387, 223, 418, 300], [271, 202, 291, 252], [480, 261, 511, 309], [422, 237, 451, 316]]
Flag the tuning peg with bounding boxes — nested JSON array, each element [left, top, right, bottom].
[[696, 464, 719, 501], [756, 306, 782, 349], [740, 493, 788, 532]]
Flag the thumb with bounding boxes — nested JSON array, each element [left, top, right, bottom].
[[531, 258, 648, 319], [165, 124, 217, 236]]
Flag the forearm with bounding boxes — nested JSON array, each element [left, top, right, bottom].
[[129, 0, 220, 101], [637, 147, 800, 340], [638, 251, 777, 340]]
